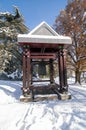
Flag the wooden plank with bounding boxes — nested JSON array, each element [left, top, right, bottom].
[[32, 80, 50, 82], [30, 52, 56, 59], [30, 55, 55, 59], [18, 42, 59, 49], [30, 84, 55, 90], [31, 61, 49, 64], [31, 53, 56, 56]]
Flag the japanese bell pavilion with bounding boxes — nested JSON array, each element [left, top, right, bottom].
[[18, 22, 72, 101]]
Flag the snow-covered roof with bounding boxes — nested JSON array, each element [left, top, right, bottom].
[[18, 21, 72, 45]]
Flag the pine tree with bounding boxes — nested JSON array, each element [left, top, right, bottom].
[[0, 7, 29, 79]]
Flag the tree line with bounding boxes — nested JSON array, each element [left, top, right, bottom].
[[0, 0, 86, 83]]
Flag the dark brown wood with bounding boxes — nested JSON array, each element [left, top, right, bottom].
[[60, 50, 64, 87], [49, 59, 54, 84], [31, 59, 33, 85], [30, 84, 55, 90], [58, 49, 64, 92], [32, 80, 50, 82], [27, 50, 31, 94], [31, 55, 55, 59], [23, 53, 26, 89], [58, 48, 68, 93], [63, 49, 68, 90], [31, 53, 55, 56], [19, 42, 64, 49], [31, 60, 49, 64], [20, 41, 68, 97]]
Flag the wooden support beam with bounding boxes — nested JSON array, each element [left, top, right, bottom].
[[31, 60, 49, 64], [30, 55, 55, 59], [49, 59, 54, 84], [30, 84, 55, 90], [31, 59, 33, 85], [23, 54, 26, 90], [32, 80, 50, 82], [30, 53, 56, 59], [21, 44, 68, 98], [63, 49, 68, 90], [58, 48, 68, 93], [31, 53, 56, 56], [58, 49, 63, 92], [27, 50, 31, 94], [22, 48, 32, 96]]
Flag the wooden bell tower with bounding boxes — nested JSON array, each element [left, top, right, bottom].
[[18, 21, 72, 101]]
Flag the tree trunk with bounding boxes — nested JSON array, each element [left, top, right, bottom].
[[75, 69, 81, 84]]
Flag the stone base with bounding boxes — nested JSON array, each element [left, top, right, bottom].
[[34, 94, 58, 102], [20, 94, 32, 102], [20, 94, 58, 102], [19, 93, 71, 102], [58, 93, 71, 100]]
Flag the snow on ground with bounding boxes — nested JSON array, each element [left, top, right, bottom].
[[0, 80, 86, 130]]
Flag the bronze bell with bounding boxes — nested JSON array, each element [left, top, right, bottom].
[[38, 60, 46, 75]]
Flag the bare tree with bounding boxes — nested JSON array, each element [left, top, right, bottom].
[[54, 0, 86, 84]]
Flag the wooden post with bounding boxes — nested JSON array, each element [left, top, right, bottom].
[[22, 51, 27, 95], [22, 47, 31, 96], [58, 48, 68, 93], [26, 50, 31, 94], [31, 59, 33, 85], [63, 49, 68, 91], [49, 59, 54, 84], [58, 49, 64, 92]]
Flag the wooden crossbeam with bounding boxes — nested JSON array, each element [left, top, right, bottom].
[[30, 84, 55, 90], [32, 80, 50, 82], [30, 53, 56, 59]]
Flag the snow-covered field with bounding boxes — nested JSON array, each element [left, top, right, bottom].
[[0, 80, 86, 130]]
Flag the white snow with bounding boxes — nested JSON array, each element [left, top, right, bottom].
[[7, 70, 22, 80], [18, 21, 72, 45], [0, 12, 10, 15], [0, 79, 86, 130], [18, 34, 72, 44], [83, 12, 86, 18]]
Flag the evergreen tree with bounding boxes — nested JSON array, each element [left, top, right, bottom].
[[0, 6, 29, 79]]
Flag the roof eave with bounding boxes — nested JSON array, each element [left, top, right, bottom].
[[18, 35, 72, 45]]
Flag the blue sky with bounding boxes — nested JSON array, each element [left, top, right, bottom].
[[0, 0, 67, 30]]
